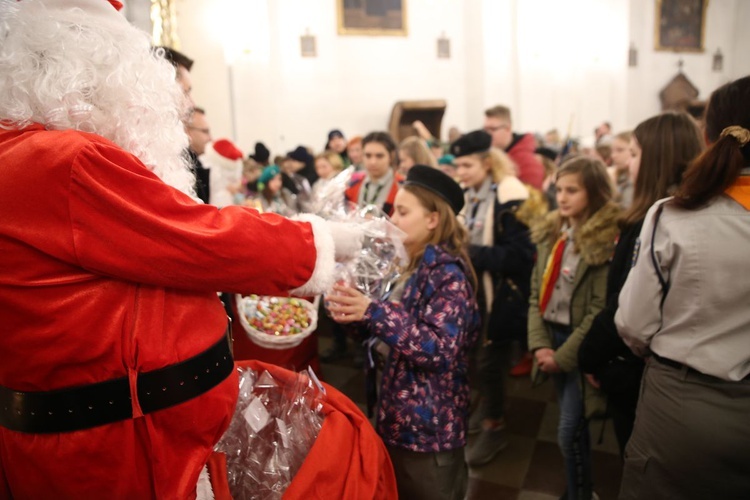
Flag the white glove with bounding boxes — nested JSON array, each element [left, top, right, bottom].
[[327, 220, 364, 261]]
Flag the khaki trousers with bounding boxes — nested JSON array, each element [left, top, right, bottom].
[[619, 357, 750, 500]]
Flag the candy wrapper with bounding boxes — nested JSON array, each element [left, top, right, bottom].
[[214, 366, 326, 500]]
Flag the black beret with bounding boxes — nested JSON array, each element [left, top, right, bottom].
[[404, 165, 465, 214], [449, 130, 491, 158]]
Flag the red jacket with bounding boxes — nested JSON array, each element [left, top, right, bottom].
[[507, 133, 545, 189], [0, 125, 320, 499], [344, 171, 404, 216]]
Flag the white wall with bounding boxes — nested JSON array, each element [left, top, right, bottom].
[[168, 0, 750, 157], [625, 0, 748, 131]]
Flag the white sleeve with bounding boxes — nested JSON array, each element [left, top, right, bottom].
[[615, 200, 673, 356]]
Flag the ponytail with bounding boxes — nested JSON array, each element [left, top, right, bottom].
[[673, 127, 750, 209]]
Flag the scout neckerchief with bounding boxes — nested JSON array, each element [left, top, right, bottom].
[[539, 231, 568, 315], [724, 173, 750, 210]]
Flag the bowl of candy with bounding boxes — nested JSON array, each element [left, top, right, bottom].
[[237, 295, 318, 349]]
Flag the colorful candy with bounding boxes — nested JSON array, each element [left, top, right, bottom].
[[242, 295, 313, 337]]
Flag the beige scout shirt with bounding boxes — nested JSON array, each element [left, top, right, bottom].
[[615, 194, 750, 381]]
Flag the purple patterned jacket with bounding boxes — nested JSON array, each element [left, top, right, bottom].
[[361, 244, 481, 452]]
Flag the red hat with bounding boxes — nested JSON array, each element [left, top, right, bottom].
[[213, 139, 243, 161]]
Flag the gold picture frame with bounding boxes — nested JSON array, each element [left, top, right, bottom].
[[654, 0, 708, 52], [337, 0, 407, 37]]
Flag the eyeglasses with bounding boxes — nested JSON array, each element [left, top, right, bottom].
[[188, 126, 210, 135], [484, 124, 509, 133]]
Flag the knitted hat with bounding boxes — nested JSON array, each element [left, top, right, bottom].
[[258, 164, 281, 188], [404, 165, 465, 214], [449, 130, 492, 158], [437, 154, 455, 166], [250, 142, 270, 164], [287, 146, 313, 164], [328, 129, 344, 142]]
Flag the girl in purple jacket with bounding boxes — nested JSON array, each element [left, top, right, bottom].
[[329, 165, 481, 500]]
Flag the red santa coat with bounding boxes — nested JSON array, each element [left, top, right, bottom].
[[0, 125, 320, 499]]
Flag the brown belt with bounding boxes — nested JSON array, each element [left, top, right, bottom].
[[0, 331, 234, 434]]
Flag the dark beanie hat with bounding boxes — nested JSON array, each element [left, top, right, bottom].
[[449, 130, 491, 158], [250, 142, 271, 163], [287, 145, 312, 163], [404, 165, 465, 214], [328, 129, 344, 142], [535, 146, 558, 162]]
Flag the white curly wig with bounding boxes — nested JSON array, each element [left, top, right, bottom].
[[0, 0, 197, 198]]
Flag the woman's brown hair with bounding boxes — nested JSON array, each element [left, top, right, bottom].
[[400, 184, 478, 295], [674, 76, 750, 209], [621, 112, 704, 227]]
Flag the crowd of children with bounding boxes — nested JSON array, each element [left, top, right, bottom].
[[193, 90, 747, 499]]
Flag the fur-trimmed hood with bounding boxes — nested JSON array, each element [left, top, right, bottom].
[[531, 202, 621, 266], [515, 185, 549, 229]]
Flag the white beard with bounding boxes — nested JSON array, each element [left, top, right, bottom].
[[0, 0, 198, 199]]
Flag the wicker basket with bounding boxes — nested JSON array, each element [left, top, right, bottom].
[[236, 295, 318, 350]]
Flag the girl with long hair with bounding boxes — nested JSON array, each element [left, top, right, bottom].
[[328, 166, 481, 500], [616, 76, 750, 499], [528, 156, 620, 500], [578, 112, 704, 455]]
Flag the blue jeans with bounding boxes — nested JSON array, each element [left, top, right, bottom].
[[550, 324, 592, 500]]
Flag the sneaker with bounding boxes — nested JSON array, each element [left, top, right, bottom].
[[468, 409, 483, 435], [466, 427, 509, 466], [509, 352, 533, 377], [321, 346, 348, 363]]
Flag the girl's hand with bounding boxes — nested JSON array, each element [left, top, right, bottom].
[[534, 348, 561, 374], [534, 348, 555, 365], [584, 373, 601, 389], [326, 284, 372, 324], [539, 356, 561, 373]]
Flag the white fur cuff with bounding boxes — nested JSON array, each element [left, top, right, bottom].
[[290, 214, 336, 297]]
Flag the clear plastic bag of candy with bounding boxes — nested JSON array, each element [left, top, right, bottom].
[[309, 166, 357, 219], [324, 205, 408, 313], [214, 366, 326, 500]]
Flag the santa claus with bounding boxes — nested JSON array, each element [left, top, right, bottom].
[[0, 0, 360, 498]]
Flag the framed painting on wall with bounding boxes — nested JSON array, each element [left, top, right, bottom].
[[654, 0, 708, 52], [337, 0, 407, 36]]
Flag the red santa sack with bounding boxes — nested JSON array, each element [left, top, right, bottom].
[[209, 360, 397, 499]]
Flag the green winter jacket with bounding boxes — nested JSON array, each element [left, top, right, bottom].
[[527, 202, 620, 419]]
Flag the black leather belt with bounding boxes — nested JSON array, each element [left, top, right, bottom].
[[0, 332, 234, 434], [652, 353, 750, 381]]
